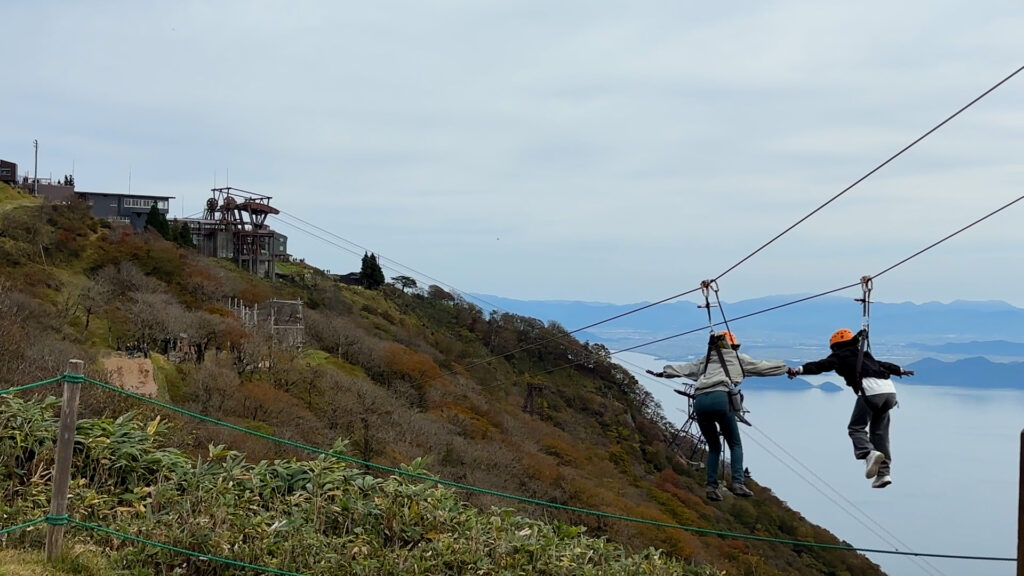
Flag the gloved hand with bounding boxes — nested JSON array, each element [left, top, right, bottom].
[[646, 369, 666, 378], [786, 367, 801, 380], [901, 369, 914, 377]]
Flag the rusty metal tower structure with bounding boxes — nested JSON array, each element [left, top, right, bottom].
[[667, 383, 709, 464], [204, 187, 280, 279]]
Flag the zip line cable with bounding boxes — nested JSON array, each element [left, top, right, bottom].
[[746, 425, 948, 576], [326, 186, 1024, 442], [4, 375, 1012, 563], [272, 210, 697, 422], [871, 193, 1024, 281], [273, 172, 1016, 406], [278, 210, 475, 294], [510, 186, 1023, 414], [277, 208, 704, 338], [273, 217, 366, 260], [274, 144, 1023, 411], [614, 188, 1024, 357], [273, 211, 699, 408], [260, 66, 1024, 398], [614, 283, 861, 355], [712, 63, 1024, 283], [333, 184, 1024, 427], [276, 210, 513, 316], [739, 432, 944, 576], [276, 208, 702, 399], [480, 62, 1024, 341], [152, 79, 1024, 565]]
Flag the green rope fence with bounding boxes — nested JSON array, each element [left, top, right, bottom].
[[1, 374, 1016, 562], [75, 374, 1016, 562], [0, 376, 63, 396], [0, 517, 46, 536]]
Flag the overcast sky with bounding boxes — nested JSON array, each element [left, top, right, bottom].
[[4, 2, 1023, 307]]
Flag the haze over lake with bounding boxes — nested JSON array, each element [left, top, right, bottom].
[[615, 351, 1023, 576]]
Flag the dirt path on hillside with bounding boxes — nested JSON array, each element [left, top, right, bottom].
[[101, 354, 158, 397]]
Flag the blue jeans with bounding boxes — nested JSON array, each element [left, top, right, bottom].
[[694, 390, 743, 487]]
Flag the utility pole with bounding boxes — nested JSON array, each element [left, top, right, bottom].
[[33, 139, 38, 196]]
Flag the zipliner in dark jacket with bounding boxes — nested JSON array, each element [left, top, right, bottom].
[[791, 335, 912, 488]]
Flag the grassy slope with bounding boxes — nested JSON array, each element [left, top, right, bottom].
[[0, 182, 884, 576], [0, 549, 104, 576]]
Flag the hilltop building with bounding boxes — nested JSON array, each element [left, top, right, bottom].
[[0, 159, 17, 184], [0, 162, 174, 232], [4, 162, 287, 279]]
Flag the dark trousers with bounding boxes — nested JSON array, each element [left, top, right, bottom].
[[848, 392, 897, 476], [694, 390, 743, 487]]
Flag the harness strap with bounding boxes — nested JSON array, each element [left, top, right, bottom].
[[699, 280, 716, 379], [701, 341, 715, 378], [711, 282, 746, 379], [853, 276, 873, 397]]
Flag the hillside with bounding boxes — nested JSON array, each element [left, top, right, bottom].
[[0, 182, 883, 575]]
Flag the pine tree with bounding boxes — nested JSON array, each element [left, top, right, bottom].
[[146, 203, 171, 239], [175, 221, 195, 248], [360, 252, 385, 289]]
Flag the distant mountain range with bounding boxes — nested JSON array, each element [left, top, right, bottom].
[[754, 377, 844, 392], [473, 293, 1024, 389], [472, 293, 1024, 357], [903, 356, 1024, 389], [911, 340, 1024, 357], [760, 358, 1024, 390]]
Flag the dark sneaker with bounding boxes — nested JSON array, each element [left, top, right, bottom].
[[872, 475, 892, 489], [729, 483, 753, 497], [865, 450, 885, 478], [706, 487, 723, 501]]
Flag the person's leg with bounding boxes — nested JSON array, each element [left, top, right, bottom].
[[696, 416, 721, 487], [847, 396, 874, 459], [718, 410, 744, 486], [694, 395, 723, 488], [867, 393, 898, 476]]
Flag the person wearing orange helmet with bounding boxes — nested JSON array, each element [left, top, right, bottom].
[[786, 329, 914, 488], [648, 330, 787, 501]]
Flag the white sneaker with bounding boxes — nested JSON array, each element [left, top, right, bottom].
[[872, 475, 892, 489], [864, 450, 884, 478]]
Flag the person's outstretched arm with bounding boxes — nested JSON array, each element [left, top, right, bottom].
[[737, 353, 787, 377], [798, 355, 839, 376], [878, 359, 914, 377], [648, 359, 701, 379]]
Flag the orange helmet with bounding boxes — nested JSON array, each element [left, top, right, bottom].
[[718, 331, 738, 347], [829, 328, 855, 347]]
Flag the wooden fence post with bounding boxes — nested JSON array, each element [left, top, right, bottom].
[[45, 359, 83, 562]]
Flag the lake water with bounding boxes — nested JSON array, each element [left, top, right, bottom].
[[614, 351, 1023, 576]]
